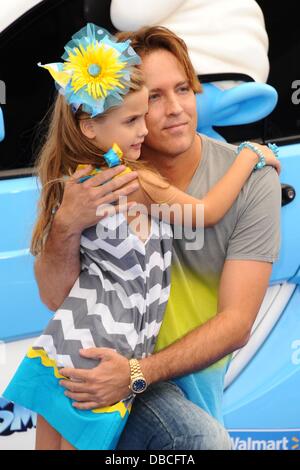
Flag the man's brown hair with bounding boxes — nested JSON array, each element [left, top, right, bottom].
[[116, 26, 202, 94]]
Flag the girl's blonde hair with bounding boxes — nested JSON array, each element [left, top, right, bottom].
[[31, 66, 151, 256]]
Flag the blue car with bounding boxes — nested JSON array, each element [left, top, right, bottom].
[[0, 0, 299, 450]]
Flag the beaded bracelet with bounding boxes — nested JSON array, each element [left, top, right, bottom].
[[236, 141, 279, 170], [267, 142, 279, 158]]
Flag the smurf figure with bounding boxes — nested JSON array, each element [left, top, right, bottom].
[[111, 0, 269, 84]]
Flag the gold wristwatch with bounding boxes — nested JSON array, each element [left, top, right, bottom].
[[128, 359, 148, 394]]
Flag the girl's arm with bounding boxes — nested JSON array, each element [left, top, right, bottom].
[[137, 145, 280, 227]]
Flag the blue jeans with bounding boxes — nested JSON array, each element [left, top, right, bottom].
[[116, 381, 232, 450]]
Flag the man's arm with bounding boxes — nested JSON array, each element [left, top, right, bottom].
[[35, 165, 139, 311], [59, 259, 272, 408], [34, 216, 81, 311], [140, 259, 272, 384]]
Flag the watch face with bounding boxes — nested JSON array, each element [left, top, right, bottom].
[[132, 378, 147, 393]]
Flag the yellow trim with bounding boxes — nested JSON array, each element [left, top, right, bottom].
[[76, 164, 101, 176], [113, 167, 132, 178], [112, 143, 123, 159], [27, 348, 66, 379], [92, 402, 130, 417], [76, 164, 132, 179]]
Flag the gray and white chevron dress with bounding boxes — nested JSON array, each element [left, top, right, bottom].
[[32, 212, 172, 369]]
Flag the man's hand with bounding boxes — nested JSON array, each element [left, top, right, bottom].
[[56, 164, 140, 235], [59, 348, 131, 409]]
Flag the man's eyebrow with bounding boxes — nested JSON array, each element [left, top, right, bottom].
[[149, 81, 189, 93], [148, 87, 162, 93], [176, 80, 189, 87]]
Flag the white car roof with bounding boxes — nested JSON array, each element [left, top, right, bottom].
[[1, 0, 43, 33]]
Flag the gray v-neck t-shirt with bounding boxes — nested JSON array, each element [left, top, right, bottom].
[[155, 133, 281, 422]]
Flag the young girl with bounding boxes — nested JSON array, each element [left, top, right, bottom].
[[3, 24, 280, 450]]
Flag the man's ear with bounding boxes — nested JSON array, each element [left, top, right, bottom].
[[79, 118, 97, 139]]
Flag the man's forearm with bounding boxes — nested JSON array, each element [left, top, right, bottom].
[[34, 215, 81, 311], [140, 309, 248, 385]]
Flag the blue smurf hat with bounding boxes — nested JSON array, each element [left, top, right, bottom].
[[38, 23, 141, 117]]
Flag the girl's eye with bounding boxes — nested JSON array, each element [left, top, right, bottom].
[[126, 117, 137, 124]]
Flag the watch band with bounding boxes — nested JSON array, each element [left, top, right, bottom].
[[129, 358, 143, 378], [128, 358, 148, 393]]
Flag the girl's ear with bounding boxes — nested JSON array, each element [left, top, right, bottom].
[[79, 118, 97, 140]]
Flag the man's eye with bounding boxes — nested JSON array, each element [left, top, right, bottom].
[[149, 94, 160, 101], [178, 86, 190, 93]]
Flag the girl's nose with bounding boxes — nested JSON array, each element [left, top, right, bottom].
[[139, 120, 148, 138]]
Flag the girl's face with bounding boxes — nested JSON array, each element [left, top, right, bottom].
[[80, 86, 149, 161]]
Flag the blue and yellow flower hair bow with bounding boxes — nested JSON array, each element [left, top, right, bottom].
[[38, 23, 141, 117]]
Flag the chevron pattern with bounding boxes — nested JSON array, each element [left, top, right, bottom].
[[33, 214, 172, 369]]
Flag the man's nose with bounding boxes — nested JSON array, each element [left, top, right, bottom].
[[165, 95, 183, 115]]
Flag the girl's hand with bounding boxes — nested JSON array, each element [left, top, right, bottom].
[[252, 142, 281, 175]]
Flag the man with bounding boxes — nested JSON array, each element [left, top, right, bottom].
[[34, 26, 281, 449]]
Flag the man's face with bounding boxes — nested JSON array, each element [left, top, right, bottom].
[[141, 49, 197, 158]]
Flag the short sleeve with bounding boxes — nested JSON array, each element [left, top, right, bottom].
[[226, 167, 281, 263]]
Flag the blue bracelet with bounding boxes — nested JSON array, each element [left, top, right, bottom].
[[267, 142, 279, 158], [236, 141, 279, 170], [236, 141, 265, 170]]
